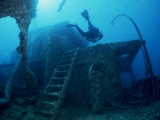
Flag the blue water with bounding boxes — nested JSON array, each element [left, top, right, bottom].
[[0, 0, 160, 81]]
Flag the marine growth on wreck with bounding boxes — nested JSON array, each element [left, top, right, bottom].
[[0, 0, 160, 120]]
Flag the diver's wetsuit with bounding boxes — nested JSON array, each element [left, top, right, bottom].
[[86, 19, 100, 40], [66, 9, 103, 42], [72, 20, 98, 39]]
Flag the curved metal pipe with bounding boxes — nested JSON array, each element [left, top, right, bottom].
[[111, 14, 143, 40], [111, 14, 154, 92], [0, 57, 22, 107]]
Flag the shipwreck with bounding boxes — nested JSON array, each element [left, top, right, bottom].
[[0, 0, 160, 120]]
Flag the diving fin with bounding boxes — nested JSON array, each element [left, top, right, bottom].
[[81, 9, 89, 20]]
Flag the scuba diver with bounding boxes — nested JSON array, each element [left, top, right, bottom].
[[66, 9, 103, 43]]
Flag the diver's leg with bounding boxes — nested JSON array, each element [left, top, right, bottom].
[[75, 26, 86, 37], [87, 20, 95, 31], [66, 24, 77, 27], [66, 24, 86, 37]]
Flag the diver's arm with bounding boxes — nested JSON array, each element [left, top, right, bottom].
[[97, 35, 103, 41], [97, 34, 103, 40]]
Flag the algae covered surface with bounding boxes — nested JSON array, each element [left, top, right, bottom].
[[1, 99, 160, 120]]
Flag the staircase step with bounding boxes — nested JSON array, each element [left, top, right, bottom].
[[44, 92, 59, 96], [42, 101, 56, 106], [61, 58, 73, 62], [49, 77, 66, 85], [54, 71, 68, 78], [62, 54, 74, 60], [57, 64, 70, 71], [43, 92, 59, 101], [40, 101, 56, 109], [64, 52, 75, 56], [37, 110, 54, 116], [55, 70, 69, 73], [66, 49, 77, 54], [60, 59, 72, 65], [45, 85, 63, 92]]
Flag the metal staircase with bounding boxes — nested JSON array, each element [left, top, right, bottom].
[[42, 48, 79, 120]]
